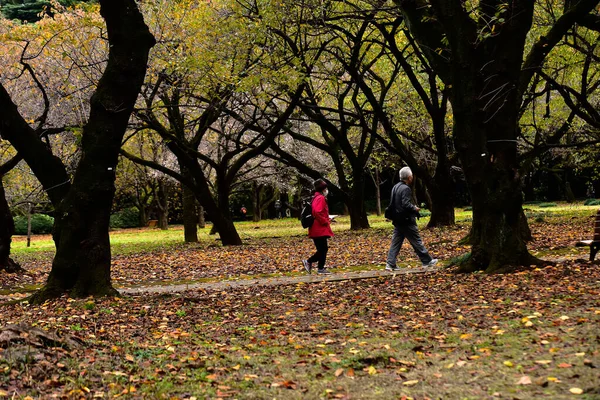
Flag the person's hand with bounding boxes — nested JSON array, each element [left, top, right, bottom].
[[415, 206, 421, 212]]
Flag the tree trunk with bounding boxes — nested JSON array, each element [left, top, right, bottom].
[[156, 180, 169, 230], [452, 60, 537, 273], [188, 171, 240, 245], [252, 182, 262, 222], [347, 173, 370, 230], [427, 181, 455, 227], [30, 0, 155, 303], [0, 179, 22, 273], [170, 154, 241, 245], [426, 161, 456, 227], [374, 168, 382, 217], [138, 204, 148, 228], [182, 182, 198, 242], [198, 205, 205, 229]]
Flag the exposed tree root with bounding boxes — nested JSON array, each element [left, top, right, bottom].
[[454, 251, 549, 274]]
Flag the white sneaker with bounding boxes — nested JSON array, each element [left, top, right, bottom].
[[385, 264, 400, 271], [422, 259, 439, 268]]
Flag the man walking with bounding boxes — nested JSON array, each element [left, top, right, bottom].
[[385, 167, 438, 271]]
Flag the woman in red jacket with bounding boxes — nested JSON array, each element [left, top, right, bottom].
[[303, 179, 334, 274]]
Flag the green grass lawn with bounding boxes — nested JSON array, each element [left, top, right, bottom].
[[11, 202, 598, 259]]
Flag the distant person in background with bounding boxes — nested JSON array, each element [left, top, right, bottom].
[[303, 179, 334, 275], [274, 199, 282, 219], [385, 167, 438, 271], [587, 183, 596, 199]]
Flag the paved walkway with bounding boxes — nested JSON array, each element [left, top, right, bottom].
[[119, 266, 440, 295]]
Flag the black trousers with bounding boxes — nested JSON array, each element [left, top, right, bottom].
[[308, 236, 329, 269]]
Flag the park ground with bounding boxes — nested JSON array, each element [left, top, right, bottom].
[[0, 204, 599, 399]]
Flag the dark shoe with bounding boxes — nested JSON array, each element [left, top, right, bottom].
[[302, 260, 312, 274], [385, 264, 400, 271], [317, 268, 331, 275]]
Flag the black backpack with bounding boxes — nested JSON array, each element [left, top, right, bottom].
[[300, 199, 314, 228]]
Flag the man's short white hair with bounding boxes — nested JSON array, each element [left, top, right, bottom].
[[399, 167, 413, 181]]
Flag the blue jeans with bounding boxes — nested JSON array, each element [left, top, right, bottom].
[[386, 223, 432, 267]]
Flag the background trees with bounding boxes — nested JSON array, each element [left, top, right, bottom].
[[395, 0, 600, 273], [1, 0, 599, 296]]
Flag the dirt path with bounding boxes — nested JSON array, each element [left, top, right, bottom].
[[119, 266, 440, 295]]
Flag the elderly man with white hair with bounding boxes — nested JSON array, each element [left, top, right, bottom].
[[384, 167, 438, 271]]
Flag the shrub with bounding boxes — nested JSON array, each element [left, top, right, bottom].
[[110, 207, 140, 229], [13, 214, 54, 235], [538, 202, 557, 208], [584, 198, 600, 206]]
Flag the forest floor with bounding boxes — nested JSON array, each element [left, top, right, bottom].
[[1, 204, 599, 399]]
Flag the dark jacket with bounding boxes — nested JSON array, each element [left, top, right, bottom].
[[390, 181, 419, 226]]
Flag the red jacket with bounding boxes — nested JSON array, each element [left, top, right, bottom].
[[308, 192, 334, 238]]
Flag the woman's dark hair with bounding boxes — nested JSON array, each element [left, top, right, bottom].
[[313, 179, 328, 193]]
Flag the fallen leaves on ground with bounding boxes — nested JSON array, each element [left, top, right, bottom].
[[1, 259, 599, 398]]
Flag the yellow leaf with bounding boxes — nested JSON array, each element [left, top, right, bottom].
[[569, 388, 583, 394], [403, 380, 419, 386], [367, 366, 377, 375], [503, 361, 514, 367], [446, 363, 454, 369], [460, 333, 472, 340], [125, 354, 134, 362], [232, 364, 241, 370], [535, 360, 552, 365]]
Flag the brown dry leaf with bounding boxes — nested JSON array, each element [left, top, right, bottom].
[[516, 376, 532, 385], [335, 368, 344, 377], [569, 388, 583, 395], [403, 380, 419, 386]]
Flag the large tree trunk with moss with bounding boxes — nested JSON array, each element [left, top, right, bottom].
[[30, 0, 155, 302], [0, 179, 22, 273], [450, 51, 537, 273]]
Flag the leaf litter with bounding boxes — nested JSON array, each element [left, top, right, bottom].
[[0, 213, 599, 398]]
